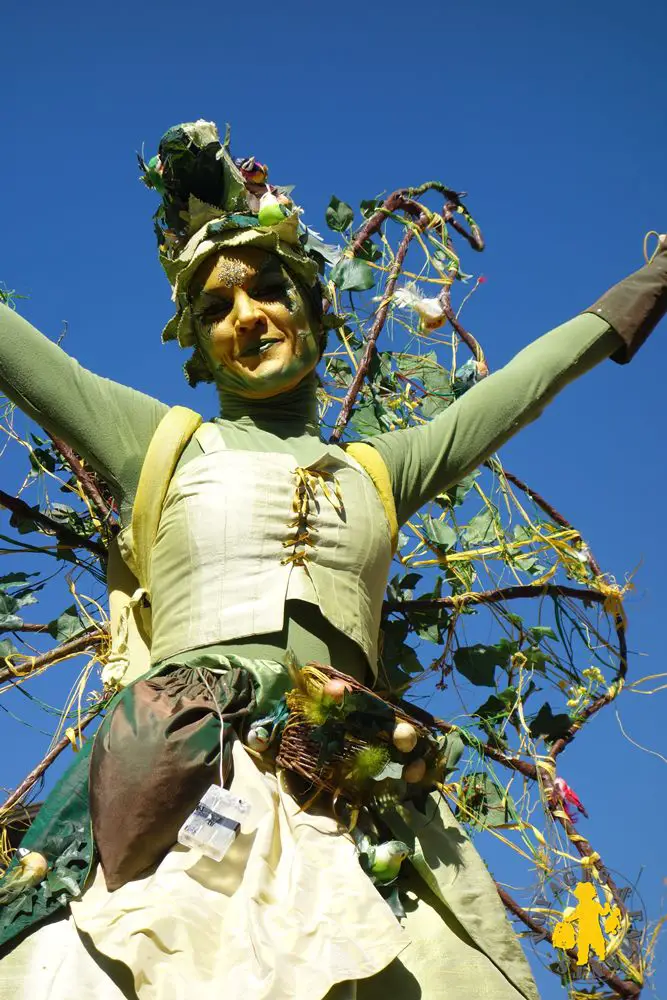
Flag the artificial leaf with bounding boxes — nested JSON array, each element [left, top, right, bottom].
[[325, 196, 354, 232], [528, 626, 558, 642], [330, 257, 375, 292], [474, 687, 518, 721], [360, 198, 381, 219], [374, 761, 404, 781], [528, 703, 573, 742], [47, 605, 87, 642], [0, 572, 38, 590], [421, 515, 457, 551], [453, 643, 511, 686], [464, 510, 496, 546], [0, 592, 23, 631]]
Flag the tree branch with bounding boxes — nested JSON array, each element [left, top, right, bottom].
[[48, 434, 114, 528], [0, 629, 104, 686], [384, 582, 611, 615], [330, 217, 428, 443], [0, 703, 103, 818], [0, 488, 106, 558]]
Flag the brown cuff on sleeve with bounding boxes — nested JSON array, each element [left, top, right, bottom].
[[583, 244, 667, 364]]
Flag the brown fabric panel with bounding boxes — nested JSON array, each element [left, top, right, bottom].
[[90, 664, 255, 890], [584, 245, 667, 364]]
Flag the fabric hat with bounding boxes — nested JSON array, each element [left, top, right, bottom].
[[139, 120, 337, 354]]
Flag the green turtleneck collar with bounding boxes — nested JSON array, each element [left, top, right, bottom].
[[215, 372, 321, 438]]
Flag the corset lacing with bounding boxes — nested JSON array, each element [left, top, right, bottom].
[[281, 467, 344, 568]]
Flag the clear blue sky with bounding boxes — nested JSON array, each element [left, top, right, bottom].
[[1, 1, 666, 997]]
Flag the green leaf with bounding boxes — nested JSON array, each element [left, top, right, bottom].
[[421, 515, 457, 551], [528, 625, 558, 642], [421, 394, 452, 419], [523, 646, 549, 674], [386, 572, 422, 604], [9, 503, 44, 535], [349, 398, 385, 437], [436, 471, 480, 509], [474, 687, 518, 721], [47, 605, 87, 642], [454, 643, 511, 686], [0, 572, 38, 590], [360, 198, 381, 219], [0, 592, 23, 631], [374, 761, 404, 781], [330, 257, 375, 292], [438, 732, 465, 773], [325, 195, 354, 232], [528, 702, 573, 742], [464, 510, 496, 546], [459, 772, 516, 828], [356, 239, 382, 262]]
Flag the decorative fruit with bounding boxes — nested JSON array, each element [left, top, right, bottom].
[[403, 757, 427, 784], [392, 721, 418, 754], [323, 677, 353, 702], [246, 725, 271, 752], [258, 192, 287, 227]]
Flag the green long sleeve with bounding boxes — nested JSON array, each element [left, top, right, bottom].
[[0, 304, 169, 518], [369, 314, 621, 525]]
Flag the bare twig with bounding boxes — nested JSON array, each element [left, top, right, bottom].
[[0, 629, 104, 686], [384, 582, 612, 614], [0, 703, 103, 818], [0, 488, 106, 558], [48, 434, 114, 528]]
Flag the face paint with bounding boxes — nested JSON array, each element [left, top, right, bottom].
[[212, 257, 253, 290], [191, 246, 321, 399]]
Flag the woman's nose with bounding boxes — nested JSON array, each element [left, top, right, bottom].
[[234, 288, 266, 334]]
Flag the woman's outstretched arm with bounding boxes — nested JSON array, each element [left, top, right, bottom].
[[369, 245, 667, 525], [0, 305, 169, 517]]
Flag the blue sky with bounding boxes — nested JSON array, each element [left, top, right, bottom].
[[1, 1, 666, 996]]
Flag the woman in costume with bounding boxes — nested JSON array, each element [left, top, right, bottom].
[[0, 120, 665, 1000]]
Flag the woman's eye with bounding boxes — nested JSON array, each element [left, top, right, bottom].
[[201, 301, 232, 321], [255, 284, 287, 301]]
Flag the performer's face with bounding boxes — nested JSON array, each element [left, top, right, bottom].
[[192, 246, 321, 398]]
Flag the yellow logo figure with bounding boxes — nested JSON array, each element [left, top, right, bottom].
[[553, 881, 615, 966]]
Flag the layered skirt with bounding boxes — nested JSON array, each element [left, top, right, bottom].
[[0, 656, 539, 1000]]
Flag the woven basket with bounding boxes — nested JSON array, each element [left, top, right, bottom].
[[275, 663, 434, 801]]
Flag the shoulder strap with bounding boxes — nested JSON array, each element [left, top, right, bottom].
[[343, 442, 398, 554], [132, 405, 203, 592]]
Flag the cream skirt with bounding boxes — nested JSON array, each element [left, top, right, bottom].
[[0, 744, 538, 1000]]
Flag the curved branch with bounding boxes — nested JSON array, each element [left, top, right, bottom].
[[384, 582, 612, 614], [330, 216, 429, 442], [486, 462, 603, 578]]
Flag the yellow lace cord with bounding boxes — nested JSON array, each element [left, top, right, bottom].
[[281, 467, 344, 567]]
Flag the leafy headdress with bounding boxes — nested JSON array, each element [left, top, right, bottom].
[[139, 120, 335, 384]]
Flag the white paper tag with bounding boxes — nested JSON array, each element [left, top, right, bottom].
[[177, 785, 251, 862]]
